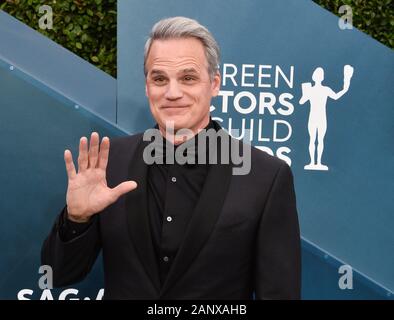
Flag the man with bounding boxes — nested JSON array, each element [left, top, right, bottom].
[[42, 16, 301, 299]]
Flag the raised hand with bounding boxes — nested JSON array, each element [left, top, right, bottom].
[[64, 132, 137, 223], [343, 64, 354, 89]]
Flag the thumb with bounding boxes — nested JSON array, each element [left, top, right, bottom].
[[111, 181, 138, 200]]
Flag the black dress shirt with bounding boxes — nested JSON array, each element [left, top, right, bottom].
[[147, 120, 215, 285]]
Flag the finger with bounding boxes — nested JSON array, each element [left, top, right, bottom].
[[98, 136, 110, 170], [64, 149, 76, 180], [88, 132, 100, 168], [111, 181, 138, 201], [77, 137, 88, 173]]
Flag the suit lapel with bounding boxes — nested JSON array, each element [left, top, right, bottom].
[[125, 137, 161, 293], [160, 128, 234, 296]]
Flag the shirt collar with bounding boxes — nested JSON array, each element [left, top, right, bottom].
[[151, 118, 216, 165]]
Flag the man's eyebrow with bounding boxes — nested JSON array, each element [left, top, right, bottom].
[[149, 68, 200, 76], [149, 69, 166, 76]]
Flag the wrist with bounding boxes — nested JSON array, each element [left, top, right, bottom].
[[66, 207, 91, 223]]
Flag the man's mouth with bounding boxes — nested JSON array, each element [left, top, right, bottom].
[[161, 105, 190, 109]]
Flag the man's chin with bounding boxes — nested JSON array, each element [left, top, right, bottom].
[[161, 117, 190, 131]]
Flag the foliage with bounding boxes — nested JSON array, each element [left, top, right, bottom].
[[313, 0, 394, 49], [1, 0, 117, 77]]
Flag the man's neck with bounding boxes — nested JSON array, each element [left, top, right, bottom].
[[159, 117, 211, 146]]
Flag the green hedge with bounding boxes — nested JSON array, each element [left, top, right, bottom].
[[313, 0, 394, 49], [1, 0, 117, 77]]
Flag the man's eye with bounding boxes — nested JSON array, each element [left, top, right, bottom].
[[153, 77, 166, 84], [183, 76, 196, 82]]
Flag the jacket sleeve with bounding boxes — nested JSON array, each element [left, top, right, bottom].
[[41, 207, 101, 287], [254, 162, 301, 299]]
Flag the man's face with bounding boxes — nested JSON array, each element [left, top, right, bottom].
[[145, 37, 220, 134]]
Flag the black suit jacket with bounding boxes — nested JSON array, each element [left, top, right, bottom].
[[42, 126, 301, 299]]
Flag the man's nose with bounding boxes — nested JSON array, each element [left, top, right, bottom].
[[165, 80, 183, 100]]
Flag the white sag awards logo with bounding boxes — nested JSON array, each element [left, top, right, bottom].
[[300, 65, 354, 171], [211, 63, 354, 171], [211, 63, 295, 166]]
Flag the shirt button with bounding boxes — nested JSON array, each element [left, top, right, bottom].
[[166, 216, 173, 222], [171, 176, 177, 183], [163, 256, 169, 262]]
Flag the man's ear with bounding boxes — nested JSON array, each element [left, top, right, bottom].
[[211, 72, 221, 97], [145, 82, 148, 97]]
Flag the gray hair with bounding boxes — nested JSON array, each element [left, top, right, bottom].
[[144, 16, 220, 80]]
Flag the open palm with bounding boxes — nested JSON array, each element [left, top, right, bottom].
[[64, 132, 137, 222]]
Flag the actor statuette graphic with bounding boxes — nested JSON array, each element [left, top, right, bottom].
[[299, 65, 354, 171]]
